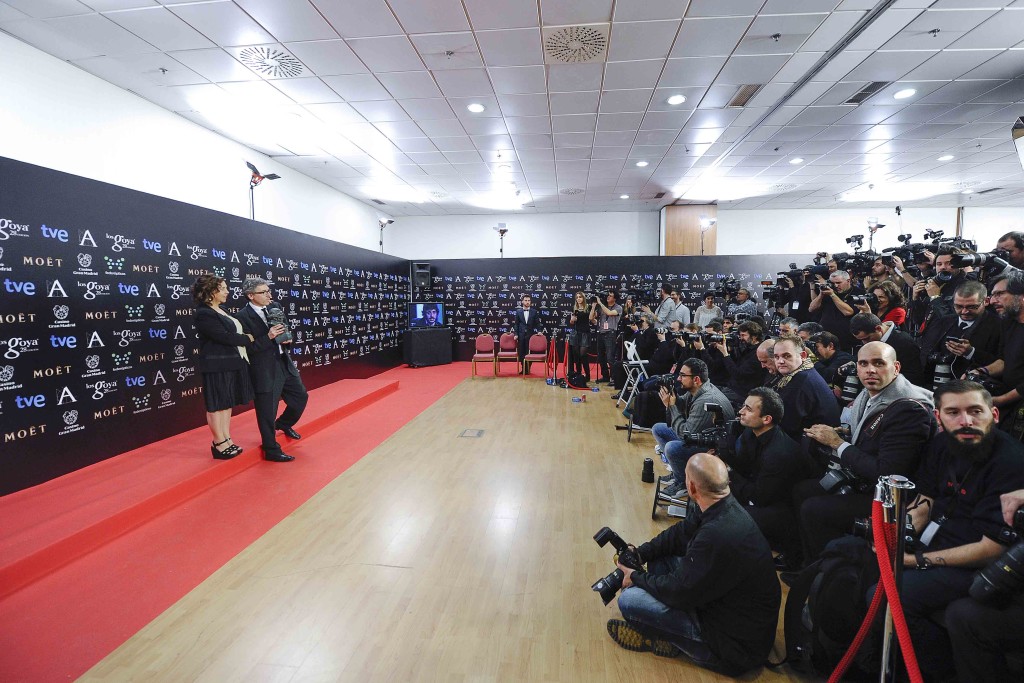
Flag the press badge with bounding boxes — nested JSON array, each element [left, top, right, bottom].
[[920, 518, 943, 546]]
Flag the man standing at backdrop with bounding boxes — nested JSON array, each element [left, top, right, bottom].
[[237, 278, 308, 462], [512, 293, 541, 373]]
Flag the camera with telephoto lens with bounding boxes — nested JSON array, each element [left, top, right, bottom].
[[950, 249, 1020, 281], [929, 349, 956, 389], [679, 403, 738, 455], [591, 527, 644, 605], [704, 332, 738, 345], [652, 373, 676, 392], [851, 292, 878, 309], [817, 425, 864, 494], [679, 331, 702, 344], [970, 507, 1024, 604], [708, 276, 740, 298], [836, 361, 863, 403]]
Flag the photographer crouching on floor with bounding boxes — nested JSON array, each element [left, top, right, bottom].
[[606, 453, 781, 677]]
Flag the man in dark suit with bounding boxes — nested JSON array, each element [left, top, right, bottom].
[[411, 303, 443, 327], [512, 293, 541, 372], [918, 280, 1001, 379], [237, 278, 308, 462]]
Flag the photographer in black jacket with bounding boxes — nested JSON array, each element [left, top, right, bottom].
[[809, 269, 860, 351], [918, 280, 1001, 381], [850, 312, 927, 388], [725, 387, 811, 568], [692, 320, 766, 399], [608, 454, 780, 676], [795, 341, 936, 562]]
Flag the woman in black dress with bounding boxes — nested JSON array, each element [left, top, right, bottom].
[[191, 274, 255, 459], [567, 291, 591, 382]]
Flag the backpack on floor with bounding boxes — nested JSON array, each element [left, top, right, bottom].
[[611, 362, 627, 390], [624, 390, 667, 428], [780, 535, 879, 678]]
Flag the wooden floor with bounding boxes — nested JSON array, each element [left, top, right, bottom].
[[81, 376, 814, 683]]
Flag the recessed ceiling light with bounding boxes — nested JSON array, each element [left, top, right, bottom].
[[893, 88, 916, 100], [620, 194, 629, 199], [666, 94, 686, 105], [466, 103, 485, 113], [789, 157, 804, 165], [937, 154, 954, 161], [635, 161, 648, 167]]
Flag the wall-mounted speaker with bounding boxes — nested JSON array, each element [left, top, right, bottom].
[[413, 262, 431, 288]]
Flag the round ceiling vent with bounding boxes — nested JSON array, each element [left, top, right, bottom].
[[543, 25, 609, 64], [560, 187, 585, 195], [238, 47, 304, 78]]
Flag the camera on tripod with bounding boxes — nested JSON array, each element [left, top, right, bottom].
[[591, 527, 644, 605], [708, 276, 739, 298], [970, 507, 1024, 604]]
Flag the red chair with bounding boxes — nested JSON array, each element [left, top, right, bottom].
[[471, 333, 496, 377], [495, 333, 519, 375], [522, 333, 548, 377]]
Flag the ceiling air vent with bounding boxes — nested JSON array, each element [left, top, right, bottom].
[[371, 199, 386, 205], [560, 187, 585, 195], [843, 81, 890, 105], [542, 24, 610, 64], [654, 192, 666, 199], [976, 187, 1004, 195], [236, 46, 304, 78], [727, 84, 763, 108]]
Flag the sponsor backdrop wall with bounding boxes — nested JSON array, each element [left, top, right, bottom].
[[412, 255, 809, 362], [0, 157, 408, 496]]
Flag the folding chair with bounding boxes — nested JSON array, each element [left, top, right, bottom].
[[617, 339, 649, 408]]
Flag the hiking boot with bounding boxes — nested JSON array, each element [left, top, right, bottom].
[[606, 619, 680, 658]]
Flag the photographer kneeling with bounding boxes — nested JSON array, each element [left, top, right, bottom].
[[795, 341, 935, 563], [608, 454, 781, 676], [650, 359, 735, 498]]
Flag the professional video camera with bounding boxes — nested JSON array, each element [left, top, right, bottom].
[[591, 527, 644, 605], [970, 507, 1024, 604], [679, 403, 738, 456], [708, 276, 740, 298], [950, 248, 1020, 281], [761, 279, 788, 307], [832, 245, 879, 279]]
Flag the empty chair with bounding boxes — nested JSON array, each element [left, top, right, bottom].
[[522, 333, 549, 377], [471, 333, 496, 377], [495, 332, 519, 375]]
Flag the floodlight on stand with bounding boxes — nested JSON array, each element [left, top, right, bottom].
[[378, 217, 394, 253], [246, 161, 281, 221], [493, 222, 509, 259]]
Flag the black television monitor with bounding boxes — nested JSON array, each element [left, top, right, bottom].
[[409, 302, 445, 327]]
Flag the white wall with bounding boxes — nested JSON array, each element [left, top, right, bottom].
[[0, 32, 384, 251], [387, 211, 660, 259], [718, 206, 1024, 256]]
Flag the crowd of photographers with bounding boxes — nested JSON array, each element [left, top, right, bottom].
[[591, 230, 1024, 681]]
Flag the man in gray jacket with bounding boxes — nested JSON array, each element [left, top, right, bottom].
[[650, 358, 735, 498]]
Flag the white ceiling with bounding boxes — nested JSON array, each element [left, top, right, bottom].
[[3, 0, 1024, 215]]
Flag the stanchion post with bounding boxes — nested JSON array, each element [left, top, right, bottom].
[[879, 474, 915, 683]]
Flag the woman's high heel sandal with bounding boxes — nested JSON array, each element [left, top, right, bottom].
[[211, 438, 238, 460], [223, 439, 243, 458]]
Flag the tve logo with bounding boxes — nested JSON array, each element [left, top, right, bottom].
[[3, 278, 35, 295], [49, 334, 78, 349], [15, 394, 46, 409], [40, 224, 69, 242]]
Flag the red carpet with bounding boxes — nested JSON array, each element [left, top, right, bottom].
[[0, 363, 468, 683]]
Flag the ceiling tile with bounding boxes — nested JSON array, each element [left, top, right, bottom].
[[552, 114, 597, 133], [670, 17, 751, 58], [45, 12, 157, 54], [2, 0, 91, 18], [549, 91, 600, 115], [608, 20, 680, 61], [104, 6, 214, 50], [540, 0, 612, 25], [686, 0, 764, 17], [233, 0, 336, 43], [284, 39, 367, 76], [350, 99, 412, 122], [464, 0, 538, 29], [347, 35, 424, 72], [168, 2, 273, 46], [398, 97, 456, 120], [309, 0, 402, 38], [512, 133, 554, 148], [659, 57, 726, 87], [169, 48, 255, 82], [547, 63, 604, 92], [304, 102, 365, 126], [410, 32, 483, 70], [476, 28, 543, 67], [487, 65, 547, 94], [430, 135, 475, 150], [432, 68, 494, 97], [322, 73, 392, 100], [715, 54, 791, 85], [599, 88, 654, 113], [386, 0, 469, 33], [604, 59, 666, 89], [496, 92, 549, 116], [843, 50, 937, 81], [962, 48, 1024, 79], [377, 70, 442, 99], [952, 9, 1024, 49], [417, 119, 468, 136], [270, 76, 341, 104]]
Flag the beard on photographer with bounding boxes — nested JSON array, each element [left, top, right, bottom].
[[608, 454, 780, 677], [692, 321, 766, 399], [794, 341, 936, 563]]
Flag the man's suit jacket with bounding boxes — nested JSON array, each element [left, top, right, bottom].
[[512, 308, 541, 341], [885, 328, 927, 388], [235, 304, 299, 393], [918, 309, 1002, 369]]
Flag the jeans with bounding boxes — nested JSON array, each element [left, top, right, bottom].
[[597, 332, 616, 381], [617, 557, 724, 671], [652, 422, 700, 478], [651, 422, 677, 450]]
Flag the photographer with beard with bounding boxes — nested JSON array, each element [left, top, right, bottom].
[[919, 280, 1002, 381], [976, 272, 1024, 437], [795, 342, 935, 563], [864, 381, 1024, 682], [608, 454, 780, 677]]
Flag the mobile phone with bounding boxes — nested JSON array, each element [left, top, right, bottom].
[[944, 336, 967, 344]]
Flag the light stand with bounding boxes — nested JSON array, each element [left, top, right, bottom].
[[378, 218, 394, 253], [246, 161, 281, 221], [699, 216, 717, 256], [866, 217, 885, 252], [493, 223, 508, 258]]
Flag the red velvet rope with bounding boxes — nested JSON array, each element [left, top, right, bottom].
[[827, 499, 923, 683]]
